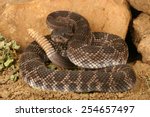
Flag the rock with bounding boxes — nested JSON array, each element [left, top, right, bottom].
[[127, 0, 150, 15], [5, 0, 33, 4], [132, 13, 150, 64], [0, 0, 131, 48]]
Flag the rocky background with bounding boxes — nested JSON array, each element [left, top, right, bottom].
[[0, 0, 150, 99]]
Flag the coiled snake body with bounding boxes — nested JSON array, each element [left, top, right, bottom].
[[20, 11, 136, 92]]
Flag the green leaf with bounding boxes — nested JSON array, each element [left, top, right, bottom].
[[10, 72, 19, 82], [0, 33, 20, 81], [5, 41, 12, 49], [4, 58, 14, 67], [0, 41, 5, 49], [0, 58, 4, 64], [47, 63, 58, 70], [11, 40, 20, 50], [0, 64, 4, 71], [0, 34, 4, 41], [0, 53, 5, 63]]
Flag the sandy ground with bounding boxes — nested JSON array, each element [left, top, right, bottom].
[[0, 60, 150, 100]]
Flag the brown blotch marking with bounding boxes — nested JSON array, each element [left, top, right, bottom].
[[69, 71, 79, 82], [113, 71, 126, 83], [55, 83, 65, 91], [44, 77, 55, 89], [89, 82, 98, 92], [68, 83, 77, 91], [47, 11, 69, 29], [116, 44, 124, 52], [96, 71, 110, 92], [102, 46, 115, 54], [24, 59, 44, 72], [83, 46, 100, 54], [53, 72, 67, 82], [37, 67, 51, 79], [92, 32, 102, 38], [78, 71, 95, 92], [108, 33, 119, 39], [114, 39, 126, 52], [124, 66, 136, 84], [68, 40, 82, 49], [80, 83, 89, 92], [80, 71, 94, 84], [20, 52, 39, 62], [69, 13, 82, 22], [76, 18, 88, 27], [96, 71, 110, 83], [112, 72, 129, 91]]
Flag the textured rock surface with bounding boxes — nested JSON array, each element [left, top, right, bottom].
[[0, 0, 131, 48], [127, 0, 150, 14], [132, 13, 150, 64]]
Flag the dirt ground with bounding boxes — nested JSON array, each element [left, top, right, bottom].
[[0, 59, 150, 100]]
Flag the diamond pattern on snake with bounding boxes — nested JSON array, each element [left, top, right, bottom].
[[19, 11, 136, 92]]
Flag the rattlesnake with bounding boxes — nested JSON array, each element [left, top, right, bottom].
[[19, 11, 136, 92]]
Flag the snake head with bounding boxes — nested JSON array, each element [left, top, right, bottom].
[[51, 28, 74, 44]]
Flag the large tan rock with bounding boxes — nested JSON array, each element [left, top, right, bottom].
[[132, 13, 150, 64], [0, 0, 131, 48], [127, 0, 150, 15]]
